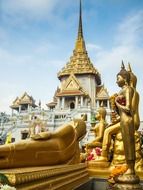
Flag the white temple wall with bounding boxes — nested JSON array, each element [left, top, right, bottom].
[[77, 74, 97, 108]]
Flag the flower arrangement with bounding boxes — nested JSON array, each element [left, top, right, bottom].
[[107, 165, 128, 189], [86, 150, 94, 161], [86, 147, 102, 161], [110, 165, 128, 177], [95, 147, 102, 156]]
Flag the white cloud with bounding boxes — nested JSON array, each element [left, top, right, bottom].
[[2, 0, 58, 19], [115, 10, 143, 46], [1, 0, 75, 22], [86, 43, 102, 52]]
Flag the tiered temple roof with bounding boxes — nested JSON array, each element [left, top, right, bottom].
[[10, 92, 37, 109], [57, 0, 101, 85]]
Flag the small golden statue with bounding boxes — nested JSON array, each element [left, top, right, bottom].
[[0, 116, 86, 169], [87, 103, 107, 148], [94, 95, 121, 162], [29, 116, 46, 137]]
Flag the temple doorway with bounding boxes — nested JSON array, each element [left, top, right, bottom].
[[70, 102, 75, 109]]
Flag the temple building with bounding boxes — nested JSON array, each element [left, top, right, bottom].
[[47, 0, 110, 127], [10, 92, 37, 115]]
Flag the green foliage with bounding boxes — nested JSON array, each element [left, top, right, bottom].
[[0, 174, 10, 185], [90, 114, 96, 124]]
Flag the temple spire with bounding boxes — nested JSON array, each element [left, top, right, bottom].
[[57, 0, 101, 85], [75, 0, 86, 52], [78, 0, 83, 39]]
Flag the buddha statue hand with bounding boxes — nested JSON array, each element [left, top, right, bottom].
[[31, 132, 51, 140], [115, 95, 126, 106]]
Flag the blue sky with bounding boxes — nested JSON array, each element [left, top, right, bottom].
[[0, 0, 143, 118]]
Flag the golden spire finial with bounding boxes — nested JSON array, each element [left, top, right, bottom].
[[75, 0, 86, 52], [78, 0, 83, 39]]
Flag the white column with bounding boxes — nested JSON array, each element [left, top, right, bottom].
[[81, 96, 83, 107], [96, 100, 99, 108], [19, 105, 21, 113], [75, 96, 78, 108], [107, 100, 110, 108], [57, 98, 60, 109], [61, 97, 65, 109]]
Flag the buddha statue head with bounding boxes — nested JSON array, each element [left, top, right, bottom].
[[96, 102, 106, 121], [117, 61, 130, 87], [72, 117, 87, 141]]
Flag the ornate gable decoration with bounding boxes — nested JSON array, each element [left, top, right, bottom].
[[96, 85, 109, 99], [56, 74, 88, 97], [20, 92, 32, 104], [19, 92, 36, 106], [64, 74, 80, 90]]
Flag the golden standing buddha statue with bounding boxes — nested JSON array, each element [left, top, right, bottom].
[[113, 63, 142, 190], [115, 63, 135, 175]]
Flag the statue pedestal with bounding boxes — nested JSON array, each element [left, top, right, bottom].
[[113, 174, 142, 190], [0, 164, 89, 190], [87, 160, 111, 178]]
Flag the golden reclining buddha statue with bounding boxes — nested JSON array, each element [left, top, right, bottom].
[[0, 116, 86, 169]]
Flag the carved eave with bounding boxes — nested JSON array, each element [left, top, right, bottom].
[[96, 85, 109, 100], [56, 90, 87, 97], [46, 102, 57, 108], [46, 88, 59, 107], [10, 97, 20, 109]]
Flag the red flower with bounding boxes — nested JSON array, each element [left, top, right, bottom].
[[117, 96, 126, 106], [87, 153, 94, 161], [95, 147, 102, 156]]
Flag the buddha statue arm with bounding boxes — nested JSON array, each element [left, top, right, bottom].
[[90, 124, 99, 132], [31, 124, 75, 141], [31, 131, 52, 140]]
